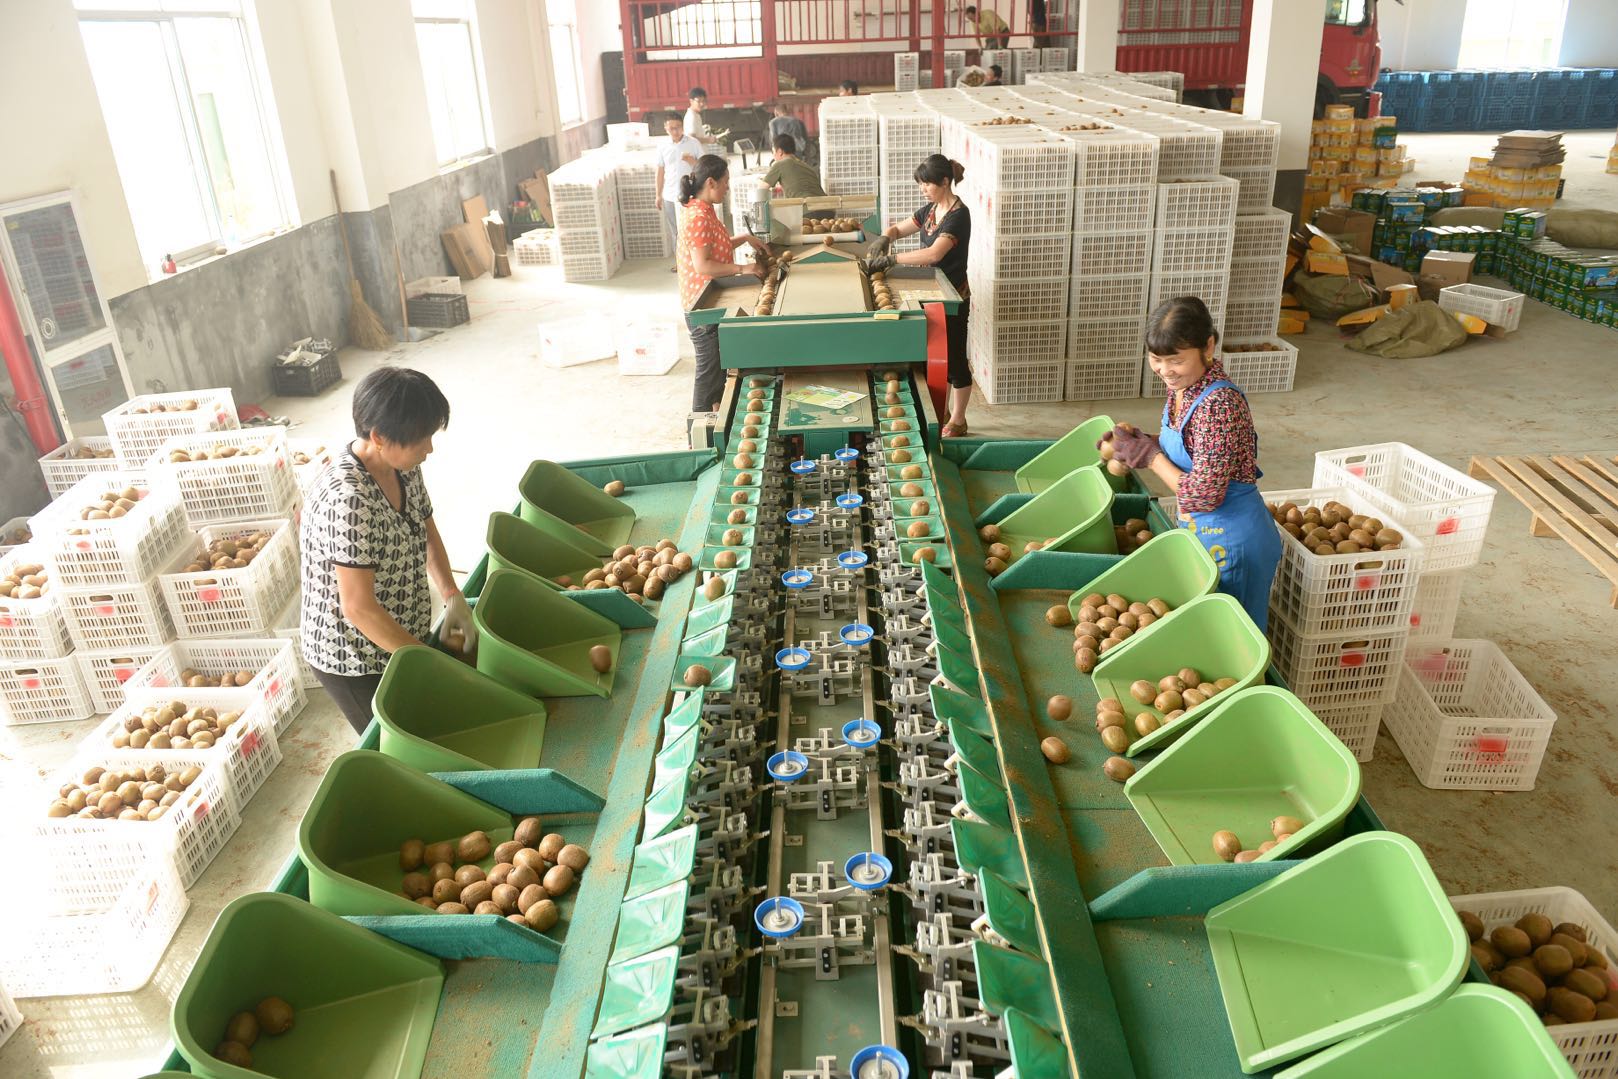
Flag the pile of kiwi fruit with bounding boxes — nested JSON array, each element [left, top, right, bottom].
[[75, 484, 144, 522], [67, 443, 116, 460], [179, 529, 274, 575], [1064, 591, 1175, 674], [290, 445, 325, 467], [802, 217, 861, 234], [127, 398, 202, 414], [869, 271, 895, 311], [1211, 815, 1304, 863], [975, 524, 1055, 577], [1095, 425, 1140, 478], [165, 439, 269, 463], [557, 539, 691, 604], [213, 997, 294, 1071], [1114, 518, 1156, 555], [2, 559, 48, 600], [109, 699, 244, 751], [976, 116, 1034, 126], [171, 666, 260, 689], [1084, 669, 1238, 756], [1225, 341, 1285, 354], [756, 272, 778, 316], [45, 762, 205, 821], [1267, 499, 1405, 557], [400, 818, 589, 929], [1463, 909, 1616, 1026], [2, 523, 32, 546]]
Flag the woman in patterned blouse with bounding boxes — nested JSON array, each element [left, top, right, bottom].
[[1106, 297, 1282, 630], [678, 155, 769, 411]]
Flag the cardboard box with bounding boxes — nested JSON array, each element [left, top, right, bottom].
[[1308, 250, 1349, 275], [1371, 260, 1415, 292], [1316, 207, 1376, 255], [1386, 283, 1419, 309], [1421, 250, 1476, 287], [1338, 304, 1391, 327]]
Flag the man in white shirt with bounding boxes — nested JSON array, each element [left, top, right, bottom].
[[654, 113, 702, 260], [683, 86, 708, 141]]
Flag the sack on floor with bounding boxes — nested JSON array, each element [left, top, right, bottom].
[[1292, 269, 1379, 320], [1547, 208, 1618, 250], [1345, 300, 1469, 358]]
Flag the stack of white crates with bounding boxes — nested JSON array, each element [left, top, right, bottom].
[[1222, 207, 1295, 385], [613, 150, 670, 260], [960, 121, 1075, 403], [874, 94, 940, 253], [981, 48, 1013, 80], [1148, 174, 1238, 345], [943, 50, 966, 86], [895, 52, 920, 92], [1041, 47, 1070, 73], [548, 160, 625, 282], [1011, 47, 1041, 84], [818, 96, 880, 197]]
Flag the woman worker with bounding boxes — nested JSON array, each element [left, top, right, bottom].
[[1104, 297, 1282, 630], [678, 154, 770, 412], [300, 367, 476, 733], [862, 154, 974, 436]]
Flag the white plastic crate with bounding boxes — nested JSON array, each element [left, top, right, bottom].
[[1150, 127, 1224, 181], [0, 978, 17, 1047], [1386, 639, 1555, 791], [60, 573, 179, 651], [1309, 701, 1384, 763], [971, 359, 1065, 404], [76, 644, 168, 714], [146, 426, 301, 528], [1438, 283, 1525, 332], [1069, 316, 1147, 362], [1218, 123, 1281, 170], [1065, 356, 1147, 401], [968, 318, 1067, 364], [1222, 338, 1300, 394], [894, 51, 919, 75], [541, 315, 618, 369], [1149, 271, 1229, 322], [970, 187, 1075, 232], [1151, 226, 1235, 274], [1226, 256, 1286, 301], [1261, 485, 1426, 636], [1225, 165, 1278, 212], [272, 596, 318, 692], [37, 749, 240, 891], [1449, 886, 1618, 1078], [961, 128, 1075, 191], [0, 545, 72, 661], [158, 519, 298, 639], [1232, 208, 1292, 263], [38, 436, 119, 498], [0, 517, 30, 555], [1407, 569, 1465, 643], [512, 229, 559, 266], [967, 275, 1070, 323], [550, 195, 615, 230], [0, 655, 94, 726], [288, 438, 334, 493], [93, 688, 281, 812], [1224, 297, 1283, 339], [102, 389, 238, 467], [0, 857, 187, 998], [27, 471, 191, 587], [1072, 230, 1153, 276], [1155, 176, 1240, 229], [1312, 442, 1496, 573], [821, 146, 880, 180], [622, 229, 672, 261], [1069, 273, 1149, 319], [1071, 185, 1156, 233], [1011, 47, 1041, 82], [126, 638, 305, 738], [617, 320, 681, 376], [1040, 47, 1070, 72], [1267, 612, 1410, 708], [970, 228, 1071, 279]]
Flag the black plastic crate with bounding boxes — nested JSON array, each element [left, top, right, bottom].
[[271, 347, 341, 396], [406, 293, 470, 329]]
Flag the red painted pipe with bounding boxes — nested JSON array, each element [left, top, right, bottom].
[[0, 269, 60, 453]]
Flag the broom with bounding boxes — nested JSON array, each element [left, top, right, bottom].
[[330, 170, 394, 351]]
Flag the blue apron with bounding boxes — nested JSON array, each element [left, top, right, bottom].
[[1160, 379, 1282, 633]]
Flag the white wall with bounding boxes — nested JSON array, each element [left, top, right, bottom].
[[1377, 0, 1467, 71], [575, 0, 622, 125], [1559, 0, 1618, 67], [477, 0, 557, 148]]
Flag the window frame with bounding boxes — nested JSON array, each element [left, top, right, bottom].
[[1323, 0, 1370, 28], [76, 3, 293, 271], [413, 8, 497, 167]]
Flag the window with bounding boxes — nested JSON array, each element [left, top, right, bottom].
[[413, 0, 493, 164], [1459, 0, 1568, 69], [1324, 0, 1369, 27], [548, 0, 587, 127], [76, 1, 291, 277]]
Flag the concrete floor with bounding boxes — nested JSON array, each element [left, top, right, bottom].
[[2, 130, 1616, 1076]]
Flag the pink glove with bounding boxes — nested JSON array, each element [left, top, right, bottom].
[[1106, 425, 1162, 469]]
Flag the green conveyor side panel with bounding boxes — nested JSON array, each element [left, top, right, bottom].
[[717, 313, 927, 367]]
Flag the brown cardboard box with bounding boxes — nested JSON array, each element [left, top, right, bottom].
[[1370, 260, 1415, 292], [1314, 208, 1376, 256], [1417, 250, 1475, 299], [1386, 283, 1419, 310], [1307, 250, 1349, 275]]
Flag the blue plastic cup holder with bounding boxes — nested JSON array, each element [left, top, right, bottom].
[[754, 895, 805, 939], [844, 851, 893, 890], [835, 446, 861, 462], [775, 647, 812, 671], [789, 458, 817, 475], [785, 508, 815, 525], [837, 550, 870, 569], [842, 717, 881, 748], [850, 1045, 909, 1079], [781, 568, 814, 589], [839, 622, 874, 646], [767, 749, 810, 781], [836, 493, 865, 510]]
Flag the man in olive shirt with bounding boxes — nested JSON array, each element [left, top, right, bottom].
[[762, 135, 824, 198]]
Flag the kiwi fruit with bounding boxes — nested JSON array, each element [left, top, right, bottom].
[[538, 833, 567, 861], [432, 878, 462, 904], [1044, 605, 1072, 628], [493, 840, 525, 865], [1100, 725, 1129, 752], [978, 524, 1001, 542], [1499, 964, 1547, 1006], [255, 996, 295, 1035], [544, 863, 577, 896], [912, 547, 937, 563], [901, 464, 924, 479], [514, 817, 543, 848], [1133, 713, 1160, 737], [1046, 695, 1073, 722], [1095, 711, 1126, 733], [1470, 941, 1500, 972], [1040, 737, 1070, 764], [457, 831, 492, 863], [459, 880, 494, 909], [424, 841, 454, 866], [402, 872, 430, 899], [603, 480, 626, 497], [507, 865, 541, 892], [714, 550, 738, 569], [987, 542, 1012, 561], [1554, 923, 1589, 944], [1129, 680, 1156, 705], [436, 902, 471, 916], [1103, 756, 1135, 782], [703, 578, 726, 601], [1493, 926, 1533, 958], [215, 1041, 254, 1068], [488, 883, 518, 914], [1550, 986, 1598, 1023], [984, 556, 1006, 576], [1550, 932, 1588, 967], [399, 838, 425, 871], [557, 844, 590, 871], [225, 1011, 259, 1048], [1270, 815, 1304, 838], [1212, 830, 1242, 862], [1565, 967, 1608, 1002], [525, 898, 560, 932], [454, 864, 486, 886], [1534, 944, 1574, 979]]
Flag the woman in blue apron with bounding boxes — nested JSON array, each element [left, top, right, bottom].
[[1104, 297, 1282, 631]]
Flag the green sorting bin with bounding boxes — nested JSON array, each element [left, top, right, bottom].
[[1091, 592, 1270, 758], [995, 465, 1117, 557], [1014, 414, 1128, 494], [171, 892, 443, 1079], [518, 459, 636, 550], [1275, 984, 1574, 1078], [1124, 686, 1361, 865], [374, 645, 548, 772], [1065, 528, 1219, 624], [474, 568, 621, 698], [1206, 831, 1470, 1074], [485, 511, 601, 589]]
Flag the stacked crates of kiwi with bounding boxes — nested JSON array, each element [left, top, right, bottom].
[[818, 95, 879, 197], [548, 159, 624, 282], [873, 94, 939, 255]]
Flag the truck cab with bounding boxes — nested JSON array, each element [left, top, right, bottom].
[[1320, 0, 1385, 116]]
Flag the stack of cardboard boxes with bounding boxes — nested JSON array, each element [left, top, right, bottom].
[[1498, 210, 1618, 328], [1460, 131, 1565, 210], [1303, 104, 1413, 217]]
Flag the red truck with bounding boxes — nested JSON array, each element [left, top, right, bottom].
[[620, 1, 1383, 123]]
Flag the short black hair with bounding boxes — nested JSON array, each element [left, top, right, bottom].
[[689, 86, 707, 100], [989, 64, 1002, 76], [665, 112, 684, 125], [352, 367, 450, 445], [840, 79, 858, 93], [965, 5, 978, 14], [773, 133, 797, 155], [1145, 296, 1219, 356]]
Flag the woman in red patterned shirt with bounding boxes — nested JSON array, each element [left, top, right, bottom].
[[678, 155, 769, 411], [1106, 297, 1281, 631]]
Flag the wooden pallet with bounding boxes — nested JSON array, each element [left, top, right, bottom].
[[1468, 453, 1618, 607]]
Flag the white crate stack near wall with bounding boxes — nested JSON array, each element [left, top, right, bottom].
[[549, 161, 624, 282], [614, 150, 670, 260], [980, 48, 1013, 81], [874, 96, 940, 254], [1225, 206, 1291, 345], [38, 436, 119, 499], [961, 122, 1075, 404], [818, 96, 880, 197], [1010, 47, 1041, 84], [943, 50, 966, 86], [1213, 115, 1281, 212], [895, 51, 920, 91], [1148, 174, 1238, 354]]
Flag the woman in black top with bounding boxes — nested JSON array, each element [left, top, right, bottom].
[[865, 154, 974, 436]]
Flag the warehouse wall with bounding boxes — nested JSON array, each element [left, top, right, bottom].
[[1558, 0, 1618, 67], [1377, 0, 1468, 71]]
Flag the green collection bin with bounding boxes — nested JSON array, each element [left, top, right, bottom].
[[473, 568, 622, 698], [517, 460, 636, 550], [994, 465, 1117, 557], [899, 540, 952, 569], [485, 511, 600, 589], [1275, 985, 1574, 1078], [1014, 414, 1127, 494], [171, 892, 443, 1079], [584, 1023, 669, 1079], [1205, 831, 1470, 1073], [1091, 593, 1270, 758], [374, 645, 548, 772], [1065, 528, 1219, 624], [1124, 686, 1362, 865]]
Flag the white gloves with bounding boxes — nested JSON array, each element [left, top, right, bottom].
[[441, 594, 478, 654]]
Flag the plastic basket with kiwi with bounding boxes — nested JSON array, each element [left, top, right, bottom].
[[109, 699, 245, 751], [1066, 592, 1174, 673], [400, 818, 589, 929], [1268, 499, 1405, 557], [1090, 672, 1239, 756], [214, 997, 295, 1070], [1461, 910, 1618, 1028], [1, 560, 49, 600], [565, 539, 690, 604], [45, 762, 205, 821]]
